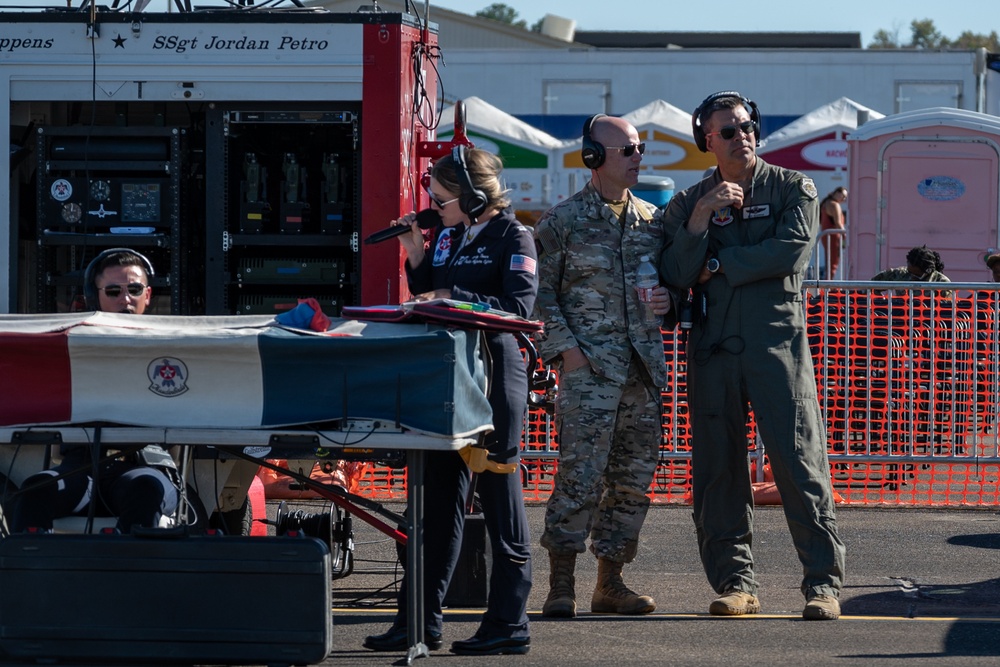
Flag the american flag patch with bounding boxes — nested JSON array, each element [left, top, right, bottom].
[[510, 254, 536, 274]]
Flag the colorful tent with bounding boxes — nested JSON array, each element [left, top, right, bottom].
[[437, 96, 565, 211], [759, 96, 884, 170], [555, 99, 716, 203]]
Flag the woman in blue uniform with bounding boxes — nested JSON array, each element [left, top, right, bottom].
[[363, 146, 537, 656]]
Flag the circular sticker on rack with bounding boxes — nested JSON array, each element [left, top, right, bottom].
[[50, 178, 73, 202]]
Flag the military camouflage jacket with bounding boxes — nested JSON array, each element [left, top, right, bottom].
[[532, 181, 669, 387], [871, 267, 951, 283]]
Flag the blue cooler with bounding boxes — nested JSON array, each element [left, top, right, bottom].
[[630, 175, 675, 206]]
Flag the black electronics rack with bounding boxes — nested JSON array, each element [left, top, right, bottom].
[[35, 126, 185, 313], [204, 105, 361, 316]]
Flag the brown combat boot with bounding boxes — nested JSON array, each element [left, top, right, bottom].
[[591, 558, 656, 614], [542, 552, 577, 618]]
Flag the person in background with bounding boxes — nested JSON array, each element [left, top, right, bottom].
[[364, 147, 535, 656], [92, 248, 154, 314], [532, 114, 674, 619], [10, 249, 179, 534], [660, 91, 845, 621], [872, 245, 950, 283], [985, 251, 1000, 283], [819, 187, 847, 279], [872, 245, 951, 283]]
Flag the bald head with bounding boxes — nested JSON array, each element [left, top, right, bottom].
[[590, 115, 638, 148], [585, 115, 643, 200]]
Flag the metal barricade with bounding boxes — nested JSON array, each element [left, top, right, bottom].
[[517, 282, 1000, 507]]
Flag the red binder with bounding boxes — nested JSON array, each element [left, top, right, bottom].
[[342, 299, 543, 333]]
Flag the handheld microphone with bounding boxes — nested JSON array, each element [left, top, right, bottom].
[[363, 209, 441, 245]]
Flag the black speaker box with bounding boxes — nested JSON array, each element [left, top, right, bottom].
[[443, 511, 489, 608]]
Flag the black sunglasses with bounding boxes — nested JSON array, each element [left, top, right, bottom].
[[605, 143, 646, 157], [424, 185, 458, 209], [99, 282, 147, 298], [708, 120, 755, 141]]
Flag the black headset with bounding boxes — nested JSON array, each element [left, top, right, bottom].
[[691, 91, 762, 153], [83, 247, 155, 310], [581, 113, 608, 169], [451, 145, 488, 220]]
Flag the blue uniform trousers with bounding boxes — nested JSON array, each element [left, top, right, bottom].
[[393, 332, 531, 639]]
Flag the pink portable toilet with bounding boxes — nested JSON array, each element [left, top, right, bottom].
[[846, 107, 1000, 282]]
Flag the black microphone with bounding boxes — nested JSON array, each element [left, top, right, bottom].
[[363, 209, 441, 244]]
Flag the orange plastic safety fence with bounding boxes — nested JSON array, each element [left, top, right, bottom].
[[351, 462, 408, 502], [357, 286, 1000, 507]]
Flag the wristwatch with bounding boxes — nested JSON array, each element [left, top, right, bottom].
[[706, 257, 721, 274]]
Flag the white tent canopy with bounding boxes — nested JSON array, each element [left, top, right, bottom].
[[550, 99, 715, 198], [438, 96, 565, 149], [620, 98, 694, 138], [759, 97, 885, 155], [436, 97, 566, 211]]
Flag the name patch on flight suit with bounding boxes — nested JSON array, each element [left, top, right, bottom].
[[453, 247, 494, 268], [712, 207, 735, 226], [743, 204, 770, 219]]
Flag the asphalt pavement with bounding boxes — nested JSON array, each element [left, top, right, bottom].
[[318, 502, 1000, 667], [1, 502, 995, 667]]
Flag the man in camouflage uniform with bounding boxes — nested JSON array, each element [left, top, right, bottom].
[[871, 245, 951, 283], [532, 114, 674, 618], [659, 91, 846, 621]]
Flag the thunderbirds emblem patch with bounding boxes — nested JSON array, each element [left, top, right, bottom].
[[148, 357, 189, 397]]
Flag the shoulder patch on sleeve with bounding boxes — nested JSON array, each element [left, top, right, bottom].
[[800, 178, 818, 200], [535, 225, 561, 256]]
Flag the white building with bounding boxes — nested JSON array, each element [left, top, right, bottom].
[[319, 1, 998, 139]]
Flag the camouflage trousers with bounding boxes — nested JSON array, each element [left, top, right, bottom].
[[540, 356, 662, 563]]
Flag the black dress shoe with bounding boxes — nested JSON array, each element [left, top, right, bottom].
[[450, 634, 530, 656], [363, 626, 443, 652]]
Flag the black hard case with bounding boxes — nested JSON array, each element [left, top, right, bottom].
[[0, 532, 332, 666]]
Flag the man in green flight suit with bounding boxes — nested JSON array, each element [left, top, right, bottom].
[[659, 91, 846, 621]]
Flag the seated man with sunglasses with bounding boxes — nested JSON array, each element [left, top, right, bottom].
[[90, 248, 155, 314], [9, 248, 180, 534], [660, 91, 845, 621]]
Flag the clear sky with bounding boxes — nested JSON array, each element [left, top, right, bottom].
[[428, 1, 994, 48], [2, 1, 990, 49]]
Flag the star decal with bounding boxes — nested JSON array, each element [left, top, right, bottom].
[[113, 33, 127, 49]]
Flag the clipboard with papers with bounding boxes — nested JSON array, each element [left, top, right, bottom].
[[341, 299, 543, 333]]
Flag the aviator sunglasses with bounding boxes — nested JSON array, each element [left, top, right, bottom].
[[99, 282, 147, 298], [425, 185, 459, 209], [707, 120, 756, 141], [605, 142, 646, 157]]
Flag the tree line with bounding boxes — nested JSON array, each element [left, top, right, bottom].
[[472, 4, 999, 52], [869, 20, 998, 51]]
